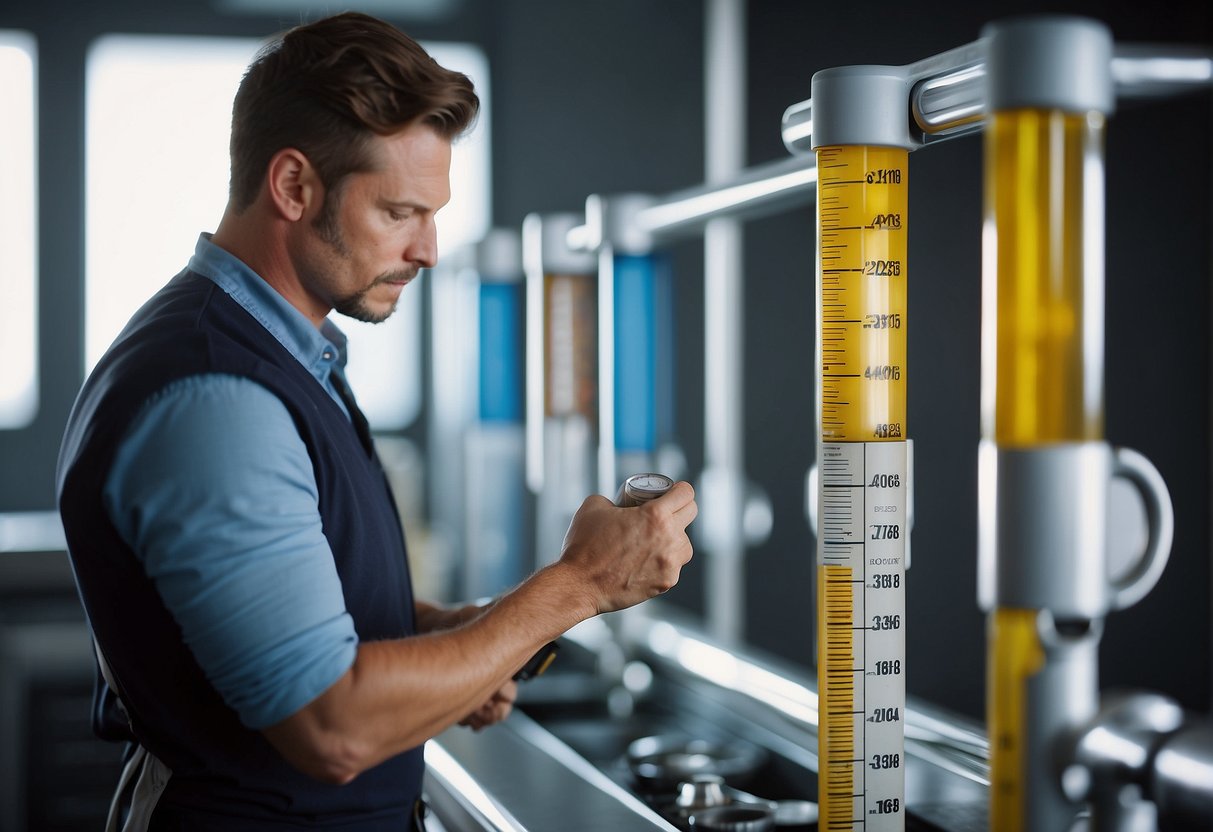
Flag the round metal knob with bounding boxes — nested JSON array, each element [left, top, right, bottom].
[[676, 774, 728, 812]]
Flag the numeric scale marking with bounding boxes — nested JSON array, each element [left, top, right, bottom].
[[816, 145, 909, 831]]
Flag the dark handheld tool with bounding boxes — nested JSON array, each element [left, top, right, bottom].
[[513, 640, 560, 681]]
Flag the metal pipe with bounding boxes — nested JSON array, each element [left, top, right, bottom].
[[596, 244, 617, 497], [910, 46, 1213, 138], [1112, 48, 1213, 98], [522, 214, 545, 496], [635, 156, 817, 240], [911, 57, 986, 139], [786, 42, 1213, 154], [578, 43, 1210, 253], [702, 0, 746, 646], [564, 158, 817, 255], [910, 46, 1213, 136], [557, 49, 1212, 254]]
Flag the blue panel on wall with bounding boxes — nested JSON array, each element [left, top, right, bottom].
[[479, 282, 522, 423], [614, 254, 660, 452]]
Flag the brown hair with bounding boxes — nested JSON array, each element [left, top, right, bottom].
[[228, 11, 479, 212]]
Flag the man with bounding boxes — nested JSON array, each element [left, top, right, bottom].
[[57, 12, 697, 831]]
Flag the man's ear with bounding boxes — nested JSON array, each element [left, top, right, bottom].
[[265, 148, 321, 222]]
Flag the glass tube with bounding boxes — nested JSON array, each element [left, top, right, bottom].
[[982, 108, 1106, 832]]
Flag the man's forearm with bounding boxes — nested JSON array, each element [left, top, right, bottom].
[[264, 561, 593, 783], [414, 599, 487, 633]]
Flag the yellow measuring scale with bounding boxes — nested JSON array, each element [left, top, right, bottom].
[[983, 108, 1104, 832], [817, 144, 908, 830]]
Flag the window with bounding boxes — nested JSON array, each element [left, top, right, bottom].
[[85, 35, 490, 429], [0, 31, 38, 429]]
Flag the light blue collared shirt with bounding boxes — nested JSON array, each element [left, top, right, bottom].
[[103, 234, 361, 730]]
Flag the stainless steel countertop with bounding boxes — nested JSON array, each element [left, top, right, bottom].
[[427, 711, 680, 831]]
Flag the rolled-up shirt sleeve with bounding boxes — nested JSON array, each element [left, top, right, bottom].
[[103, 373, 358, 729]]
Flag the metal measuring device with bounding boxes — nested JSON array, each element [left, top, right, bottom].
[[786, 17, 1208, 830], [796, 20, 1195, 831], [812, 67, 913, 830], [617, 472, 675, 507]]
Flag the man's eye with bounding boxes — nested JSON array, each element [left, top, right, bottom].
[[388, 209, 410, 222]]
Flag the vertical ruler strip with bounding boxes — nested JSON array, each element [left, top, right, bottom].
[[817, 145, 908, 830]]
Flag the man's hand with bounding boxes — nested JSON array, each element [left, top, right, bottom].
[[458, 680, 517, 731], [557, 480, 697, 615]]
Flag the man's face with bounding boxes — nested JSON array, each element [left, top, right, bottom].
[[294, 122, 452, 324]]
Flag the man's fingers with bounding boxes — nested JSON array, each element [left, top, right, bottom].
[[653, 480, 696, 513]]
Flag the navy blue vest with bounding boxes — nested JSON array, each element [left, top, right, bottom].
[[57, 270, 421, 829]]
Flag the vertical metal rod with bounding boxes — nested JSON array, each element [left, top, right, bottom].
[[523, 214, 545, 495], [703, 0, 746, 645], [597, 245, 617, 497]]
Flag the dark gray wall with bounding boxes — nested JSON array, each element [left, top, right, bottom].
[[0, 0, 1207, 725]]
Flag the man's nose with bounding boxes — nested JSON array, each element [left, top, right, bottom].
[[407, 219, 438, 269]]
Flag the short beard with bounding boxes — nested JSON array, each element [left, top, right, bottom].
[[332, 270, 415, 324], [312, 184, 414, 324]]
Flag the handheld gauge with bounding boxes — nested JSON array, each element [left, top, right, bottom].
[[617, 472, 674, 507], [816, 144, 909, 830]]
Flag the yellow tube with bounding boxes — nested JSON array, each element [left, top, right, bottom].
[[819, 145, 908, 443], [983, 109, 1105, 446], [817, 145, 908, 830], [982, 109, 1105, 832], [987, 609, 1046, 832]]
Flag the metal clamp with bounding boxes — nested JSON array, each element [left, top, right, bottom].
[[1106, 448, 1173, 611], [977, 442, 1173, 618]]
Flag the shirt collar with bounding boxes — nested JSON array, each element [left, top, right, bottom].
[[188, 233, 348, 381]]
